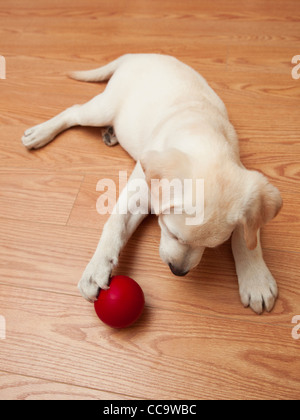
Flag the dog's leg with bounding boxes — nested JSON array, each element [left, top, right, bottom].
[[78, 161, 149, 302], [22, 92, 115, 149], [231, 225, 278, 314]]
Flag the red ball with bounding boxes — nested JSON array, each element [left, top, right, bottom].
[[94, 275, 145, 328]]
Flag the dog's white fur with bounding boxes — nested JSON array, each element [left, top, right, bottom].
[[22, 54, 282, 314]]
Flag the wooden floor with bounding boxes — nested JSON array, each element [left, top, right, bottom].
[[0, 0, 299, 400]]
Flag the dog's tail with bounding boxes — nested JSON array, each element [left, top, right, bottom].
[[68, 55, 129, 83]]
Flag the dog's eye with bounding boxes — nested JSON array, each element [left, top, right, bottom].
[[160, 218, 183, 242], [167, 228, 180, 241], [169, 231, 186, 243], [169, 231, 179, 240]]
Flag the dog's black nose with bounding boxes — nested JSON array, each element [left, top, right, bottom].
[[168, 263, 189, 277]]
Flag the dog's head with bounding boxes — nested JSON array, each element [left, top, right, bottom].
[[141, 148, 282, 276]]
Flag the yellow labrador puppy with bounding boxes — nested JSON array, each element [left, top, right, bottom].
[[22, 54, 282, 314]]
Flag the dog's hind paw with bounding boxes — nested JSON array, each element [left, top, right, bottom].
[[101, 126, 119, 146], [22, 123, 55, 149]]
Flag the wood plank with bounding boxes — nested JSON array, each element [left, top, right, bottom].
[[0, 171, 83, 225], [0, 372, 134, 400], [1, 2, 299, 57], [238, 143, 300, 194], [1, 0, 299, 22], [227, 45, 300, 75], [0, 284, 299, 400]]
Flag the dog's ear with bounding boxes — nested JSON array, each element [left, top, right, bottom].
[[140, 149, 191, 215], [238, 171, 282, 250]]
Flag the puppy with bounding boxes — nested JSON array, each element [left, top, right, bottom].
[[22, 54, 282, 314]]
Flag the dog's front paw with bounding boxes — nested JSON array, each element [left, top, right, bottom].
[[78, 255, 118, 303], [238, 264, 278, 314]]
